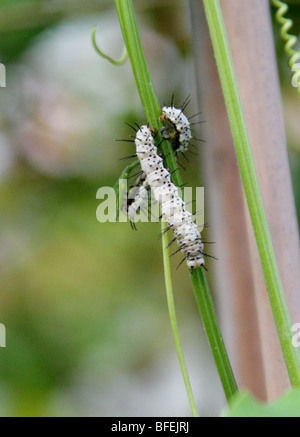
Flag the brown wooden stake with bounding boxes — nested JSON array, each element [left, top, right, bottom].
[[189, 0, 266, 400], [220, 0, 300, 400], [190, 0, 300, 400]]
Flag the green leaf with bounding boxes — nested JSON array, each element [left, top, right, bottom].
[[223, 389, 300, 417]]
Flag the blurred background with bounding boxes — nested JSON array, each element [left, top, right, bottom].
[[0, 0, 299, 417]]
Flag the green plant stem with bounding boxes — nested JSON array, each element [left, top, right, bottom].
[[114, 0, 179, 187], [161, 221, 199, 417], [114, 0, 238, 403], [202, 0, 300, 386], [191, 268, 238, 400]]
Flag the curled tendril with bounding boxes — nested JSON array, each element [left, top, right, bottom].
[[91, 25, 128, 66], [112, 160, 140, 220], [272, 0, 300, 96]]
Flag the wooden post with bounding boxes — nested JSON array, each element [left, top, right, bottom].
[[189, 0, 266, 400], [220, 0, 300, 400], [189, 0, 300, 400]]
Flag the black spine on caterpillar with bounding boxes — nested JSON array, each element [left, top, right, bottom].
[[135, 125, 205, 270]]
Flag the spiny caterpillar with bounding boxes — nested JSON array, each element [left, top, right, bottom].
[[135, 125, 205, 270], [160, 105, 192, 155], [158, 95, 204, 158], [122, 99, 197, 227]]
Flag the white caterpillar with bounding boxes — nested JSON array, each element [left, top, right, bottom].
[[160, 106, 192, 154], [135, 125, 205, 270]]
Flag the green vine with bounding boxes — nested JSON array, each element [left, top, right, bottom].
[[113, 0, 238, 404], [161, 220, 199, 417]]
